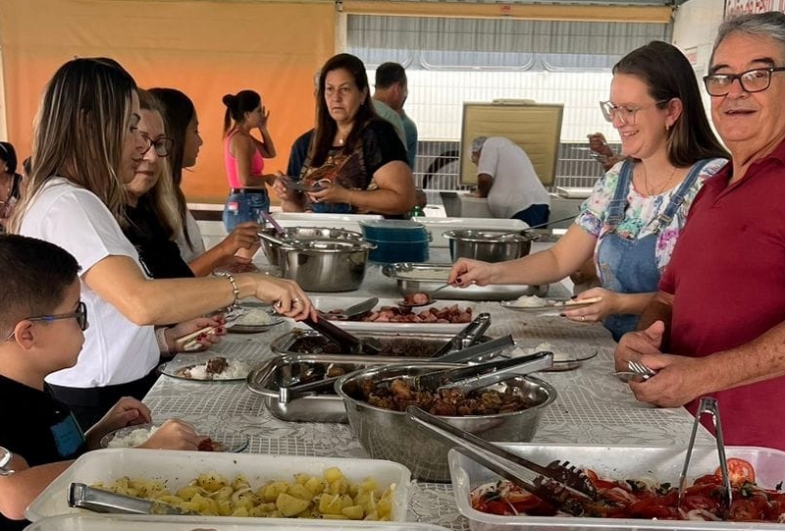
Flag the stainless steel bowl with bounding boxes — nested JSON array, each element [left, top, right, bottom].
[[335, 363, 556, 482], [259, 226, 363, 267], [277, 239, 375, 292], [383, 263, 549, 300], [444, 230, 534, 263]]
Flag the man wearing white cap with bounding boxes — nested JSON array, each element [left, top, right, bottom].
[[470, 136, 550, 226]]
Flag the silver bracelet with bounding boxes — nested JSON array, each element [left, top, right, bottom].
[[225, 273, 240, 307]]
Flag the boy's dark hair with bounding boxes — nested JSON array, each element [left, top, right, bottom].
[[0, 235, 80, 338], [375, 62, 406, 89]]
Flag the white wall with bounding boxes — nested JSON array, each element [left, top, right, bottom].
[[672, 0, 726, 129], [673, 0, 725, 73]]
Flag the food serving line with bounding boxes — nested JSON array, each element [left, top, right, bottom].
[[140, 244, 714, 531]]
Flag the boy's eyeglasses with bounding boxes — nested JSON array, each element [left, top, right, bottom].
[[5, 301, 88, 341], [599, 99, 670, 125], [703, 67, 785, 96], [142, 135, 174, 157]]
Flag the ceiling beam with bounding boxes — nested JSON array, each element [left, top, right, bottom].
[[339, 1, 673, 23]]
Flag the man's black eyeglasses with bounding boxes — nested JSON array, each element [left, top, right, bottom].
[[5, 301, 89, 341], [142, 135, 174, 157], [703, 67, 785, 96]]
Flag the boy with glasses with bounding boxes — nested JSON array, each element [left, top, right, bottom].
[[0, 235, 201, 530]]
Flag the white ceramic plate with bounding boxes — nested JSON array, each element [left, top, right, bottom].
[[158, 355, 252, 382], [100, 422, 249, 453], [227, 303, 285, 334], [500, 296, 602, 313]]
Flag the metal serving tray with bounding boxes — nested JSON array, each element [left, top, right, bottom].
[[247, 354, 389, 423], [449, 443, 785, 531], [383, 263, 548, 300], [258, 330, 497, 422]]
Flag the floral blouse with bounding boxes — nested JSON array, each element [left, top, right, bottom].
[[575, 158, 728, 271]]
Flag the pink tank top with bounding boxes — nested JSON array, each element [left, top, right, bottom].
[[224, 130, 265, 189]]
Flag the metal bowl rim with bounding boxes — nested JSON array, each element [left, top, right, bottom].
[[443, 229, 534, 243], [335, 363, 557, 419]]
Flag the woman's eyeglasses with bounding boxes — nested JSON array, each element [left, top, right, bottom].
[[5, 301, 89, 341], [703, 67, 785, 96], [142, 135, 174, 157], [599, 99, 670, 125]]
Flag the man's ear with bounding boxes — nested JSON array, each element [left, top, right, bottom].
[[9, 321, 36, 350]]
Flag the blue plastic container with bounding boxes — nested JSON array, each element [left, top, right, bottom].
[[360, 220, 430, 263]]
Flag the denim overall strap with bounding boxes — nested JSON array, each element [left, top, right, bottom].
[[653, 159, 712, 232], [605, 160, 634, 228]]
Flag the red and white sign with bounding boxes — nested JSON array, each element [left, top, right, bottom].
[[725, 0, 785, 17]]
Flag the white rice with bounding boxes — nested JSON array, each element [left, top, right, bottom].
[[234, 308, 273, 326], [182, 360, 251, 380], [509, 295, 548, 307], [107, 426, 159, 448]]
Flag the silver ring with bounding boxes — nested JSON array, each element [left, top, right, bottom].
[[274, 300, 282, 308], [581, 315, 586, 322], [293, 298, 301, 304]]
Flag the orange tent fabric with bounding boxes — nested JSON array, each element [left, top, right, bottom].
[[0, 0, 335, 203]]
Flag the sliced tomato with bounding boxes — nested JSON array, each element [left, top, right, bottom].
[[715, 458, 756, 486]]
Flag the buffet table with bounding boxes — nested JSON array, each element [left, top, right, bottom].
[[143, 251, 713, 530]]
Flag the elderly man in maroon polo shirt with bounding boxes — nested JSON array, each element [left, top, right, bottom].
[[615, 11, 785, 451]]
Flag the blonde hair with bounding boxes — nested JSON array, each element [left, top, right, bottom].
[[10, 57, 137, 232], [133, 90, 183, 238]]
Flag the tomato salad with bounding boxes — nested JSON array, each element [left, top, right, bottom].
[[470, 458, 785, 522]]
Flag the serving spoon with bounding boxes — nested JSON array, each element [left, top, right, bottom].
[[397, 283, 452, 310]]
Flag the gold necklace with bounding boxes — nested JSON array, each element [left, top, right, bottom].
[[642, 164, 678, 196]]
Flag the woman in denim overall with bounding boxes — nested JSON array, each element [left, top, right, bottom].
[[446, 41, 730, 341], [598, 159, 711, 340]]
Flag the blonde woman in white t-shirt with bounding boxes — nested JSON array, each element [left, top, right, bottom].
[[10, 58, 314, 428]]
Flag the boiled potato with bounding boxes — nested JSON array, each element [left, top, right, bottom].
[[276, 492, 311, 517]]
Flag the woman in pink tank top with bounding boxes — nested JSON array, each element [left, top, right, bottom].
[[222, 90, 277, 236]]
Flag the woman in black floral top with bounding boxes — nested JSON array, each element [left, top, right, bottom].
[[274, 54, 415, 217]]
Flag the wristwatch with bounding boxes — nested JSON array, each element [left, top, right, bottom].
[[0, 446, 15, 476]]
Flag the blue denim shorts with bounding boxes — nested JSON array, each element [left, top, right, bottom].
[[223, 190, 269, 232]]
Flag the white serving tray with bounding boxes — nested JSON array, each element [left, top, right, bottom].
[[270, 213, 383, 236], [24, 514, 450, 531], [27, 449, 411, 522], [555, 187, 592, 199], [300, 296, 476, 334], [449, 443, 785, 531], [411, 216, 527, 248]]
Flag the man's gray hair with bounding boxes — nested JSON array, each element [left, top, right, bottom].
[[711, 12, 785, 67], [471, 136, 488, 153]]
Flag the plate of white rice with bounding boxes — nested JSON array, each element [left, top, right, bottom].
[[100, 421, 248, 452]]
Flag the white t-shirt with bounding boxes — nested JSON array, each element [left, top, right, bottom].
[[176, 210, 206, 265], [477, 137, 550, 219], [19, 178, 159, 388]]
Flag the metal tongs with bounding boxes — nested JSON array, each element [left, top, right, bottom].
[[430, 313, 492, 358], [406, 407, 597, 516], [421, 351, 554, 392], [677, 397, 732, 518], [68, 483, 194, 515]]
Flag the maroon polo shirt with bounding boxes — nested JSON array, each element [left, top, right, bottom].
[[660, 138, 785, 450]]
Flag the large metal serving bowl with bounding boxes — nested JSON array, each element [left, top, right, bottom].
[[444, 229, 534, 263], [335, 363, 557, 482], [277, 239, 376, 292], [259, 226, 364, 267]]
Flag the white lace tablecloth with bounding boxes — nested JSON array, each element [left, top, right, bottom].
[[145, 293, 712, 529]]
